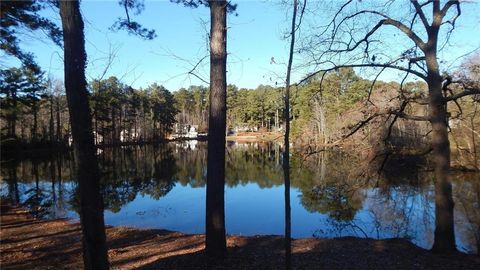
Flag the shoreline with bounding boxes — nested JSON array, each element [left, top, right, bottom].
[[1, 201, 478, 269]]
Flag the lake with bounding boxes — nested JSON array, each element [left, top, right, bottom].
[[1, 141, 478, 254]]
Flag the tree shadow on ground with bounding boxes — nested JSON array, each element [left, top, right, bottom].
[[137, 236, 480, 270], [1, 202, 479, 270]]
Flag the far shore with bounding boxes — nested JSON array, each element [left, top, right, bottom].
[[1, 201, 478, 270], [226, 131, 284, 142]]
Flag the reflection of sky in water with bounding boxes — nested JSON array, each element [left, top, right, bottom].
[[108, 183, 476, 254], [0, 144, 478, 255], [4, 180, 475, 253]]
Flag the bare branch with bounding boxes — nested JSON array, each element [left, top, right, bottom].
[[441, 0, 461, 26], [388, 110, 430, 121], [341, 113, 381, 140], [367, 66, 387, 105], [331, 10, 426, 52], [187, 55, 209, 84], [443, 88, 480, 102], [299, 62, 427, 86], [410, 0, 430, 29]]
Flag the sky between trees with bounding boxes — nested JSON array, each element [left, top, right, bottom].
[[1, 0, 479, 92]]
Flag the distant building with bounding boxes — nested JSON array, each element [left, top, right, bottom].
[[186, 126, 198, 138], [174, 124, 199, 139], [120, 129, 140, 142]]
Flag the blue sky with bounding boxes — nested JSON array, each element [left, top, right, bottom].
[[2, 0, 480, 91]]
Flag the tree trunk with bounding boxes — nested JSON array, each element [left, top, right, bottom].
[[427, 53, 456, 253], [430, 83, 456, 253], [32, 101, 38, 142], [10, 91, 17, 138], [111, 107, 116, 144], [50, 95, 55, 143], [56, 97, 62, 143], [205, 0, 227, 259], [471, 105, 478, 169], [59, 1, 109, 269], [284, 1, 298, 269]]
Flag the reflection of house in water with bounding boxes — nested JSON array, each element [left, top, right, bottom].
[[174, 140, 198, 152]]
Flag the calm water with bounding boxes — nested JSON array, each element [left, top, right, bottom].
[[1, 141, 478, 254]]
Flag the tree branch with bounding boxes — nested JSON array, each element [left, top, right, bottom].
[[410, 0, 430, 29], [300, 63, 427, 86], [443, 89, 480, 102], [332, 10, 426, 51]]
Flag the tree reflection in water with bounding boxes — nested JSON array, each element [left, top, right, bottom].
[[0, 141, 478, 254]]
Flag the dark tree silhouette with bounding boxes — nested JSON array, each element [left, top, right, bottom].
[[0, 0, 62, 66], [206, 0, 228, 259], [173, 0, 236, 259], [283, 0, 302, 268], [0, 68, 24, 139], [59, 1, 109, 269]]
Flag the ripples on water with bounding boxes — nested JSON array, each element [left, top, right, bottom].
[[0, 141, 478, 254]]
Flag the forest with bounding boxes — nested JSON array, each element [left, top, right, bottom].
[[1, 0, 479, 270], [2, 65, 478, 169]]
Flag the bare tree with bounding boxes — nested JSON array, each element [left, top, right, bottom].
[[302, 0, 480, 253]]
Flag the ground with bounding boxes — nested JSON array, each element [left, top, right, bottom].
[[1, 201, 479, 269]]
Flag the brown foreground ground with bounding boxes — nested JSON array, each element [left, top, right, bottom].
[[1, 202, 479, 270]]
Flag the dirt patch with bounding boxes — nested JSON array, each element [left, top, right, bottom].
[[1, 201, 478, 269]]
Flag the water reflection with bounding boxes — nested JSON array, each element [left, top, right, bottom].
[[0, 142, 478, 254]]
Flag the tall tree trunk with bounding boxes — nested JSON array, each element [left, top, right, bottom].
[[471, 105, 478, 169], [56, 97, 61, 143], [50, 95, 55, 143], [59, 1, 109, 269], [206, 0, 227, 259], [134, 113, 138, 143], [94, 111, 98, 145], [284, 1, 298, 269], [430, 80, 455, 253], [10, 92, 17, 138], [111, 107, 116, 144], [119, 105, 123, 142], [32, 101, 38, 142], [426, 50, 456, 253]]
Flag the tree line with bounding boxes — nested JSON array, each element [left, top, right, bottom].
[[6, 65, 466, 151], [0, 71, 177, 146]]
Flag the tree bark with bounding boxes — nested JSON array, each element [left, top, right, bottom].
[[56, 97, 61, 142], [112, 107, 116, 144], [59, 1, 109, 269], [284, 1, 298, 269], [49, 95, 55, 143], [425, 48, 456, 253], [32, 101, 38, 141], [430, 78, 456, 253], [206, 0, 227, 259], [10, 90, 17, 138]]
